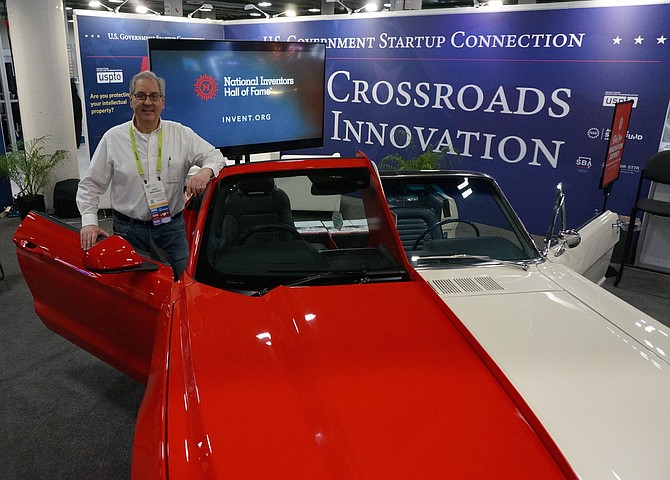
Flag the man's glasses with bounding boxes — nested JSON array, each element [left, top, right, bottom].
[[133, 92, 163, 102]]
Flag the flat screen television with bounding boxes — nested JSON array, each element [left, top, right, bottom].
[[148, 39, 326, 156]]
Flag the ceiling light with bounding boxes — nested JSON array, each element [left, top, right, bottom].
[[188, 3, 214, 18], [244, 4, 271, 18], [89, 1, 113, 12], [354, 2, 378, 13], [258, 2, 272, 6], [273, 9, 297, 17], [136, 5, 160, 15]]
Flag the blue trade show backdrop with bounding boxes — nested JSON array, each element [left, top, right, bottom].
[[74, 11, 224, 157], [75, 3, 670, 234], [224, 4, 670, 233]]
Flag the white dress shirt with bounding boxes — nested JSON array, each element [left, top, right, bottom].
[[77, 118, 225, 227]]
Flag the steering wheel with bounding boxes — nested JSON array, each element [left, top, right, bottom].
[[238, 224, 302, 244], [412, 218, 480, 251]]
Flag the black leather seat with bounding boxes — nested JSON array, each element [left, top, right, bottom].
[[391, 206, 441, 251], [217, 177, 295, 248]]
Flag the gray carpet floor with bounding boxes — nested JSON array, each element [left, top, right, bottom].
[[1, 214, 669, 479], [1, 215, 139, 480]]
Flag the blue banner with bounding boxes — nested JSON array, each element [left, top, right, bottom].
[[75, 12, 224, 157], [225, 3, 670, 233]]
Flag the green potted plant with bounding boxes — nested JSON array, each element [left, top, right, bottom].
[[378, 131, 461, 171], [0, 135, 69, 219], [379, 148, 445, 171]]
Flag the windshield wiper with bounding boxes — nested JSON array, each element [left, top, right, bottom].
[[251, 267, 408, 296], [294, 267, 407, 285], [411, 254, 531, 271]]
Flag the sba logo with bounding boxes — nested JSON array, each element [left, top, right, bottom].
[[96, 69, 123, 84], [576, 157, 592, 170]]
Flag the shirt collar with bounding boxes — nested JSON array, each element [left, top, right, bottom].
[[131, 115, 162, 135]]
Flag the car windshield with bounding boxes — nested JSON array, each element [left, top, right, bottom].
[[196, 166, 410, 294], [381, 172, 541, 267]]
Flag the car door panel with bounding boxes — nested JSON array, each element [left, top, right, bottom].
[[546, 210, 620, 285], [13, 212, 174, 383]]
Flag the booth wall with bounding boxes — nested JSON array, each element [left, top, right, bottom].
[[74, 2, 670, 234], [224, 1, 670, 233], [74, 11, 224, 158]]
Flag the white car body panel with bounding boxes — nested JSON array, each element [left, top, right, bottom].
[[546, 210, 621, 285], [419, 264, 670, 479]]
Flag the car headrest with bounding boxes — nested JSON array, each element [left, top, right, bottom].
[[238, 178, 275, 194]]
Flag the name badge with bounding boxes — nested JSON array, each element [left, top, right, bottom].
[[143, 180, 172, 226]]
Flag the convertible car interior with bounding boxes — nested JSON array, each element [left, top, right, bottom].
[[197, 166, 410, 293], [381, 171, 539, 265]]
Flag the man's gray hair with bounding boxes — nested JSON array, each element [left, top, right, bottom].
[[129, 71, 166, 97]]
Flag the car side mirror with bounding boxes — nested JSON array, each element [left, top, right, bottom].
[[550, 229, 582, 257], [560, 229, 581, 249], [83, 235, 144, 272]]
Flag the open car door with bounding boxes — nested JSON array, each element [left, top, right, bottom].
[[13, 212, 174, 383], [542, 184, 620, 285]]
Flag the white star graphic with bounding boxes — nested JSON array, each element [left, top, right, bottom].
[[658, 35, 667, 44], [634, 36, 644, 45], [613, 36, 622, 45]]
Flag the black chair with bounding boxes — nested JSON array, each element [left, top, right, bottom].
[[391, 206, 441, 251], [216, 177, 295, 248], [614, 150, 670, 286]]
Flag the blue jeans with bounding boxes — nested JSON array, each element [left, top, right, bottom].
[[113, 214, 188, 280]]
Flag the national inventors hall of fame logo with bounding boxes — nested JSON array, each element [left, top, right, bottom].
[[194, 74, 218, 101]]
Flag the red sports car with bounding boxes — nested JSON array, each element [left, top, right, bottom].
[[14, 155, 576, 479]]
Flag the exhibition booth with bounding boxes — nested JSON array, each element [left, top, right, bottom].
[[3, 0, 670, 269]]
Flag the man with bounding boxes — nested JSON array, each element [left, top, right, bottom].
[[77, 70, 225, 279]]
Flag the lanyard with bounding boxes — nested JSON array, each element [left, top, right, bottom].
[[130, 123, 163, 182]]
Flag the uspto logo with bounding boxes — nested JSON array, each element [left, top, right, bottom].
[[96, 68, 123, 84], [194, 74, 218, 101], [587, 128, 601, 139], [602, 91, 638, 108]]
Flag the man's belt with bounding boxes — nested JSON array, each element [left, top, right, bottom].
[[112, 210, 182, 226]]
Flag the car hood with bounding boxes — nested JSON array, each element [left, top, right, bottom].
[[165, 280, 572, 479], [419, 263, 670, 479]]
